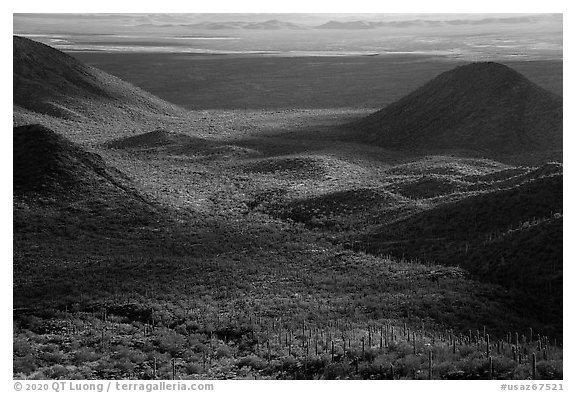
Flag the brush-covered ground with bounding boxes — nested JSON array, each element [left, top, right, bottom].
[[13, 108, 562, 380], [13, 39, 562, 379]]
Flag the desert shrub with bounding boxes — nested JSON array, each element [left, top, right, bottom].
[[153, 330, 186, 356], [72, 348, 100, 364], [13, 337, 34, 357], [27, 370, 48, 380], [46, 334, 67, 345], [511, 364, 532, 379], [235, 355, 266, 370], [67, 368, 90, 379], [185, 362, 202, 375], [174, 323, 188, 335], [491, 356, 517, 378], [140, 367, 156, 380], [112, 346, 132, 360], [138, 339, 156, 353], [215, 344, 234, 359], [111, 346, 146, 365], [129, 349, 147, 364], [94, 359, 119, 379], [536, 360, 563, 379], [364, 348, 379, 362], [395, 354, 422, 378], [345, 346, 362, 359], [435, 360, 460, 379], [18, 315, 44, 332], [116, 323, 138, 335], [298, 356, 325, 376], [458, 344, 477, 357], [157, 363, 176, 379], [114, 335, 135, 347], [282, 355, 302, 372], [388, 341, 415, 357], [323, 362, 353, 379], [185, 320, 201, 332], [191, 342, 209, 354], [39, 349, 65, 365], [45, 364, 69, 379], [113, 358, 136, 375], [373, 353, 397, 367], [358, 362, 386, 379], [458, 356, 488, 379], [14, 355, 38, 374]]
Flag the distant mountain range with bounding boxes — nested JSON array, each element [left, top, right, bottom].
[[315, 16, 552, 29], [138, 19, 307, 30], [351, 62, 562, 155], [131, 15, 557, 30]]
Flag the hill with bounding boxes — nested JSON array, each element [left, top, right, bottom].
[[316, 20, 377, 29], [105, 129, 198, 150], [358, 171, 562, 257], [353, 169, 562, 333], [182, 20, 306, 30], [14, 124, 145, 201], [352, 62, 562, 155], [13, 124, 159, 242], [243, 19, 306, 30], [13, 36, 184, 141]]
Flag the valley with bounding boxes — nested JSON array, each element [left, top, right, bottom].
[[13, 34, 563, 380]]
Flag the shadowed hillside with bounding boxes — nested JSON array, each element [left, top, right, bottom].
[[106, 129, 197, 149], [14, 124, 149, 202], [13, 124, 160, 243], [13, 36, 183, 124], [353, 169, 562, 333], [359, 171, 562, 256], [353, 62, 562, 154]]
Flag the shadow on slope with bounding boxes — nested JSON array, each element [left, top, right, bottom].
[[351, 170, 562, 334], [106, 129, 262, 159], [351, 62, 562, 155], [106, 129, 198, 149], [13, 36, 182, 121], [14, 124, 151, 204], [359, 172, 561, 250], [255, 188, 410, 231]]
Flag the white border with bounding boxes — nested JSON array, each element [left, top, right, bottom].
[[4, 2, 571, 392]]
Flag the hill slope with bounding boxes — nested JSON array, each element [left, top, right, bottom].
[[14, 124, 147, 201], [13, 36, 184, 136], [353, 169, 562, 332], [358, 171, 562, 257], [353, 62, 562, 154], [13, 124, 159, 242]]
